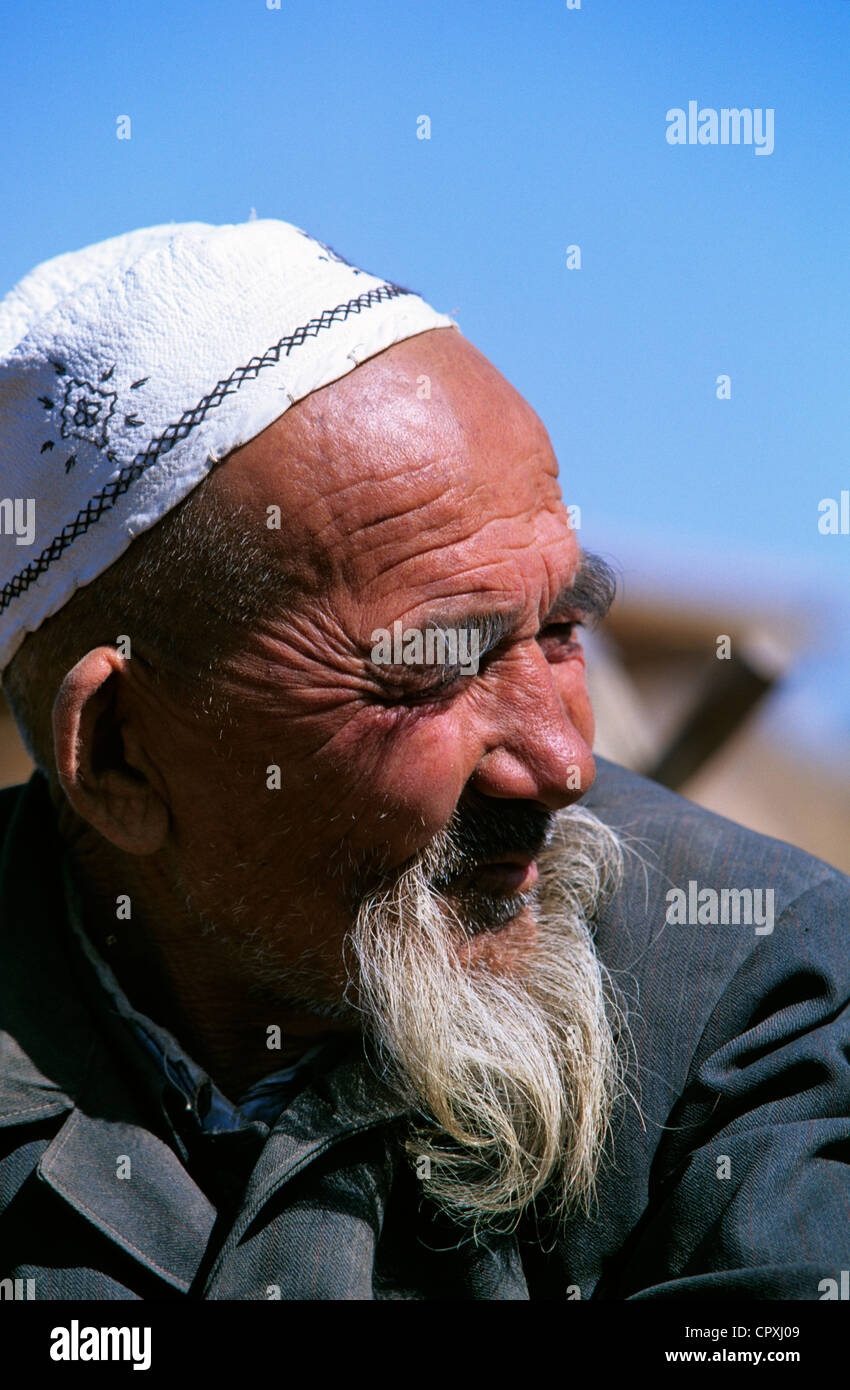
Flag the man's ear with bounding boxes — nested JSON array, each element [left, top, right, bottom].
[[52, 646, 170, 854]]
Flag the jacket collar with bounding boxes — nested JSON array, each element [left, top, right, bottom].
[[202, 1051, 412, 1292]]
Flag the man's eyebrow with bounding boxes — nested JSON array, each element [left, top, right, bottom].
[[374, 551, 617, 671], [370, 610, 516, 670], [542, 551, 617, 627]]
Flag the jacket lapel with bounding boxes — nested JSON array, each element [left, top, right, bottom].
[[203, 1051, 410, 1297]]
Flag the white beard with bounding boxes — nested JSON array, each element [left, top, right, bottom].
[[344, 804, 632, 1236]]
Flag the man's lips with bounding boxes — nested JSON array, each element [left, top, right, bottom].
[[445, 853, 539, 896]]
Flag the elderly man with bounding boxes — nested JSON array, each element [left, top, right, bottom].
[[0, 220, 847, 1302]]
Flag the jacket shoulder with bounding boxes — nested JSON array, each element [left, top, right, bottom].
[[581, 757, 849, 1104], [584, 755, 847, 909]]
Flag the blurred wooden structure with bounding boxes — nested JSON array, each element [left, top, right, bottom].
[[585, 596, 850, 874]]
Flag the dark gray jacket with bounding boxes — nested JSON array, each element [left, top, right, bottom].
[[1, 760, 848, 1299]]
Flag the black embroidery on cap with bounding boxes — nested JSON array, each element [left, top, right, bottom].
[[59, 377, 119, 450], [40, 362, 122, 459]]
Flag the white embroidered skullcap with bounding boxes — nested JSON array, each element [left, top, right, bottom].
[[0, 218, 459, 670]]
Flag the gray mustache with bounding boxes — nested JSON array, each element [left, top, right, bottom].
[[427, 798, 555, 892]]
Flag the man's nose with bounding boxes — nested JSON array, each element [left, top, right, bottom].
[[466, 642, 595, 811]]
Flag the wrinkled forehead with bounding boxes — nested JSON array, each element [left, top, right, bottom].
[[215, 330, 577, 608], [322, 429, 569, 599]]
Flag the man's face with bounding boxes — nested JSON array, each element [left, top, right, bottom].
[[145, 327, 603, 1019]]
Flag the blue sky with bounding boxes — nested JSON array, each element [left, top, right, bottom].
[[1, 0, 848, 763]]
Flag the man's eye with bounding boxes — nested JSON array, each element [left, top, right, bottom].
[[538, 621, 583, 655], [372, 665, 465, 706], [409, 666, 468, 700]]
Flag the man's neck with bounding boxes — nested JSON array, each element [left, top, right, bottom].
[[61, 825, 354, 1099]]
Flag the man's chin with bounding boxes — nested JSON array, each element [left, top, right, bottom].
[[444, 893, 541, 973], [444, 886, 539, 933]]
